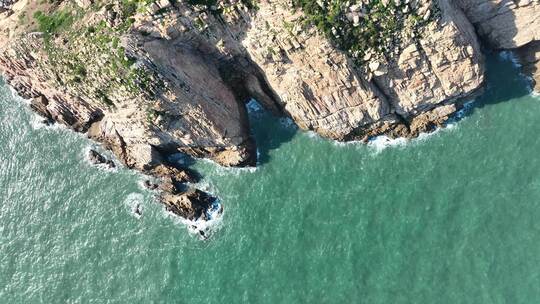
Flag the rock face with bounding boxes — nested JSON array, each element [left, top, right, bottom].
[[243, 0, 483, 140], [516, 41, 540, 89], [455, 0, 540, 90], [162, 188, 218, 221], [243, 1, 392, 140], [0, 0, 256, 222], [0, 0, 538, 224], [455, 0, 540, 49], [88, 149, 116, 169]]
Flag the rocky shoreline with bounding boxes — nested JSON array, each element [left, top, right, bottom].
[[1, 0, 540, 233]]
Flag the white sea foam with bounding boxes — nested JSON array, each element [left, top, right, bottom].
[[214, 164, 258, 176], [29, 114, 48, 130], [123, 193, 145, 219], [82, 145, 119, 173], [331, 132, 423, 152], [331, 138, 361, 147], [454, 100, 476, 120], [184, 200, 224, 239], [29, 114, 67, 132], [7, 85, 27, 103], [306, 131, 320, 139], [136, 177, 160, 192], [164, 199, 224, 240], [199, 157, 258, 176], [191, 180, 215, 194], [367, 136, 408, 152], [330, 100, 475, 153]]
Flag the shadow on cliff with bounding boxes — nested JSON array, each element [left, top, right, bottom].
[[205, 11, 296, 166], [456, 50, 531, 122], [453, 0, 532, 118], [245, 100, 297, 165]]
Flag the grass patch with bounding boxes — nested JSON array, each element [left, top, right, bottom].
[[33, 10, 74, 35], [292, 0, 438, 64]]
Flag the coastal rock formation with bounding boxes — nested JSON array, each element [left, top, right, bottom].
[[243, 1, 393, 140], [455, 0, 540, 49], [243, 0, 483, 140], [516, 41, 540, 89], [162, 188, 219, 221], [456, 0, 540, 90], [88, 149, 116, 169], [1, 0, 539, 226]]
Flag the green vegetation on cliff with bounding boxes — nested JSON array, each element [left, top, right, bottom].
[[29, 1, 163, 108], [292, 0, 438, 64], [33, 9, 74, 35]]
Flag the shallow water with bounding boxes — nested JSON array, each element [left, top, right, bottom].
[[2, 53, 540, 303]]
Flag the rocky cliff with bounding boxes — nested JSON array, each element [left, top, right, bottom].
[[0, 0, 538, 228], [455, 0, 540, 90]]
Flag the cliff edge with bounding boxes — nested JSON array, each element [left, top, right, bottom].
[[0, 0, 537, 230]]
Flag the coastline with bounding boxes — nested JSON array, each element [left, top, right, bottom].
[[1, 0, 540, 236]]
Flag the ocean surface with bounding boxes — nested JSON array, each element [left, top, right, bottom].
[[2, 53, 540, 303]]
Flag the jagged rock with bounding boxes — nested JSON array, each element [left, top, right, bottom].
[[456, 0, 540, 91], [161, 188, 218, 220], [143, 180, 159, 190], [455, 0, 540, 49], [374, 0, 484, 118], [516, 41, 540, 91], [243, 0, 483, 140], [150, 163, 199, 184], [88, 149, 116, 169], [243, 1, 393, 140]]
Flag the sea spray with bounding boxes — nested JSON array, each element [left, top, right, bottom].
[[123, 192, 145, 219], [162, 199, 224, 240], [82, 145, 119, 173], [198, 157, 259, 176]]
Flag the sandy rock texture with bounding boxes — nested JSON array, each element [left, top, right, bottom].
[[243, 0, 483, 139], [456, 0, 540, 90]]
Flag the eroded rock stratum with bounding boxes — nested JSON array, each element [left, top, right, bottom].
[[0, 0, 538, 224]]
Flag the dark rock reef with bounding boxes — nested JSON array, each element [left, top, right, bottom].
[[87, 149, 116, 169]]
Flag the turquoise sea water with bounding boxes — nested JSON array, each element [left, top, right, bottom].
[[2, 53, 540, 303]]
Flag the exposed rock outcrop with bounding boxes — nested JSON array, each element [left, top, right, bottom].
[[162, 188, 219, 221], [455, 0, 540, 49], [456, 0, 540, 90], [243, 0, 483, 140], [88, 149, 116, 169], [0, 0, 248, 222], [2, 0, 540, 228], [516, 41, 540, 89]]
